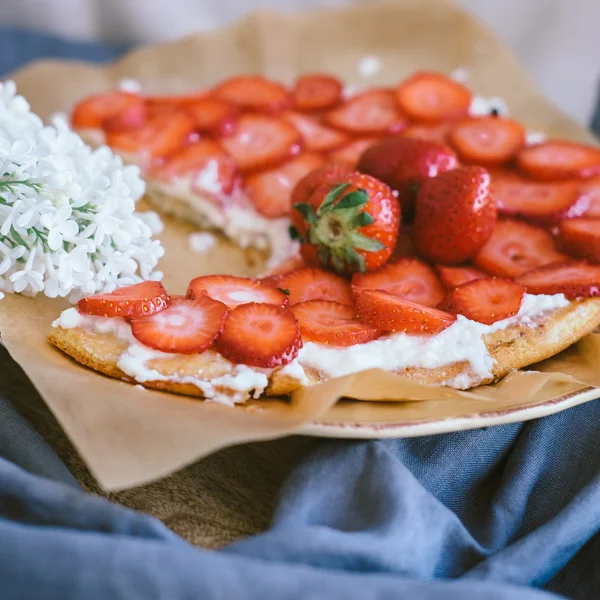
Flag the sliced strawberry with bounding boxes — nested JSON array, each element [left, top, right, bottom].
[[579, 176, 600, 217], [245, 153, 324, 218], [77, 281, 170, 319], [474, 219, 567, 278], [557, 219, 600, 262], [435, 265, 488, 290], [515, 261, 600, 299], [292, 300, 381, 346], [293, 74, 343, 112], [216, 303, 302, 367], [400, 123, 452, 145], [213, 76, 291, 113], [438, 278, 525, 325], [516, 141, 600, 181], [146, 92, 208, 110], [448, 117, 525, 166], [356, 290, 456, 334], [219, 114, 302, 172], [152, 140, 237, 197], [185, 98, 239, 136], [492, 171, 588, 225], [106, 112, 195, 160], [277, 268, 353, 305], [103, 102, 148, 132], [395, 72, 471, 123], [351, 258, 445, 307], [130, 296, 227, 354], [72, 91, 145, 129], [282, 111, 349, 152], [325, 90, 407, 136], [187, 275, 288, 308], [328, 138, 379, 168]]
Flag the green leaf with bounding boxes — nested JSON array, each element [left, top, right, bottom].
[[278, 288, 291, 296], [334, 189, 368, 210], [293, 203, 318, 225], [317, 246, 330, 268], [331, 251, 346, 275], [342, 247, 366, 272], [318, 183, 350, 214], [351, 211, 375, 228], [10, 226, 28, 249], [288, 225, 301, 241], [349, 232, 386, 252]]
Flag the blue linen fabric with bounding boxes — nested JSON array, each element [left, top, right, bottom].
[[2, 27, 600, 600]]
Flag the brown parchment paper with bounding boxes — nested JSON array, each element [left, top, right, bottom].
[[2, 0, 600, 490]]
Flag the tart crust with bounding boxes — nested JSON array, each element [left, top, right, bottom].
[[48, 298, 600, 398]]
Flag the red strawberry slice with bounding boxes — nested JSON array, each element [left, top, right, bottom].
[[72, 91, 145, 129], [185, 98, 239, 136], [325, 90, 407, 136], [516, 141, 600, 181], [187, 275, 289, 308], [130, 296, 228, 354], [146, 92, 208, 111], [438, 278, 526, 325], [293, 74, 343, 112], [557, 219, 600, 262], [245, 153, 324, 218], [219, 114, 302, 172], [213, 76, 291, 113], [492, 172, 589, 225], [152, 140, 238, 197], [292, 300, 381, 346], [328, 138, 379, 168], [216, 303, 302, 367], [277, 268, 354, 305], [351, 257, 445, 307], [579, 176, 600, 217], [103, 102, 148, 132], [106, 112, 195, 160], [515, 261, 600, 299], [400, 123, 453, 145], [435, 265, 488, 290], [414, 166, 497, 264], [282, 111, 349, 152], [395, 72, 472, 123], [357, 136, 458, 218], [356, 290, 456, 334], [77, 281, 170, 319], [448, 117, 525, 165], [474, 219, 567, 278]]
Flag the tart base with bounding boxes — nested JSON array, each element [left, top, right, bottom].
[[48, 298, 600, 400]]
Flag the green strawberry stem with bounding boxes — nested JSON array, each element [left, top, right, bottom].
[[293, 184, 384, 275]]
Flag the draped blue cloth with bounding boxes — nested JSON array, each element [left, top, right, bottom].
[[1, 26, 600, 600]]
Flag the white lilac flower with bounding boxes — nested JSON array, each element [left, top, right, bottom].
[[0, 80, 164, 301]]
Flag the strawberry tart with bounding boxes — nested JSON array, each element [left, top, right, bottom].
[[50, 71, 600, 403]]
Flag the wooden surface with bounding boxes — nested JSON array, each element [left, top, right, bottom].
[[0, 344, 314, 548]]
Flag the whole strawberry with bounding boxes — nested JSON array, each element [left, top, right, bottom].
[[357, 136, 458, 219], [413, 166, 497, 265], [291, 172, 400, 274]]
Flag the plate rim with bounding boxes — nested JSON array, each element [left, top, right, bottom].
[[301, 386, 600, 438]]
